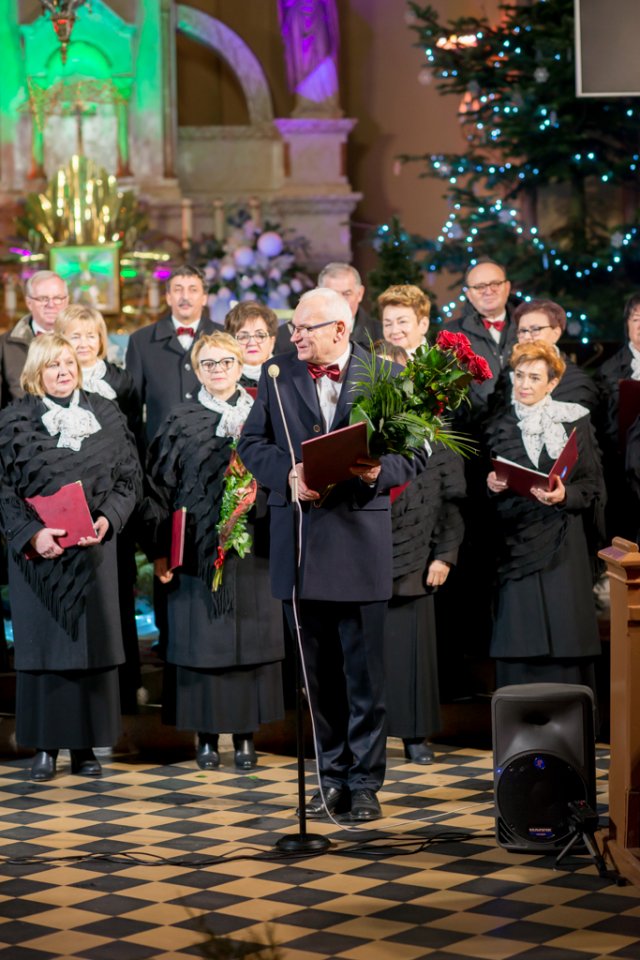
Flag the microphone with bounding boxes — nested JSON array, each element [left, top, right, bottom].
[[268, 363, 299, 505]]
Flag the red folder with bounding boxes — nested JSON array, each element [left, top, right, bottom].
[[301, 421, 369, 491], [25, 481, 95, 557], [170, 507, 187, 570], [492, 428, 579, 500]]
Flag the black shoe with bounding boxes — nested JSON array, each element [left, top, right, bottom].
[[196, 734, 220, 770], [70, 749, 102, 777], [302, 786, 348, 820], [31, 749, 58, 782], [350, 789, 382, 821], [403, 739, 435, 765], [232, 734, 257, 770]]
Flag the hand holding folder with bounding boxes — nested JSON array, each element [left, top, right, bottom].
[[491, 428, 578, 501], [24, 481, 96, 559]]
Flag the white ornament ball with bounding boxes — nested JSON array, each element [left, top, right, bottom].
[[234, 246, 255, 269], [611, 231, 624, 249], [534, 66, 549, 83], [220, 263, 236, 281], [418, 67, 433, 86], [257, 231, 284, 258]]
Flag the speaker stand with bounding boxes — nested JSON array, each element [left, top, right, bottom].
[[555, 800, 626, 884]]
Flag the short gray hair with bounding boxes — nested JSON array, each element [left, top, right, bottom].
[[25, 270, 68, 298], [296, 287, 354, 332], [318, 262, 363, 289]]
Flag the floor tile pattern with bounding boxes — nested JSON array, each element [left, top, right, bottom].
[[0, 742, 636, 959]]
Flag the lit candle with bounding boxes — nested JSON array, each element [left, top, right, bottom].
[[248, 196, 262, 230], [181, 198, 193, 248], [213, 199, 225, 243], [148, 276, 160, 311], [4, 276, 17, 316]]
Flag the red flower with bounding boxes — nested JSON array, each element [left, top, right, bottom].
[[455, 342, 475, 364], [468, 354, 493, 383], [436, 330, 471, 352]]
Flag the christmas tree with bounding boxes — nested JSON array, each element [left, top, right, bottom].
[[400, 0, 640, 341], [366, 216, 432, 312]]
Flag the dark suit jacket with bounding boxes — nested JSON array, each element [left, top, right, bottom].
[[237, 343, 427, 602], [0, 314, 34, 408], [274, 306, 382, 354], [447, 299, 519, 416], [125, 313, 222, 445]]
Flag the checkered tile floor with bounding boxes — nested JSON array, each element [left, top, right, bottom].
[[0, 739, 637, 960]]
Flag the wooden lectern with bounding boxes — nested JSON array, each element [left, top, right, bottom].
[[598, 537, 640, 884]]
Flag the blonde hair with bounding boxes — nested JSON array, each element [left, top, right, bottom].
[[55, 304, 109, 360], [378, 284, 431, 321], [20, 333, 83, 397], [510, 341, 566, 381], [191, 331, 244, 369]]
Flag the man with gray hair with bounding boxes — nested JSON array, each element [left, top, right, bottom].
[[0, 270, 69, 407], [275, 261, 381, 352], [239, 287, 427, 822]]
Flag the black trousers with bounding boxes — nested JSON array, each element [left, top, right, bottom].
[[285, 599, 388, 792]]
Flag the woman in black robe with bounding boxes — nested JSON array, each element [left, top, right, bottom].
[[0, 333, 142, 781], [384, 443, 465, 763], [145, 331, 283, 771], [56, 304, 143, 712], [595, 293, 640, 541], [485, 341, 605, 693]]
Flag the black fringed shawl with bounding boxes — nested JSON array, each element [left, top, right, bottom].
[[0, 392, 142, 637], [483, 411, 605, 583], [144, 400, 236, 615], [391, 443, 466, 581]]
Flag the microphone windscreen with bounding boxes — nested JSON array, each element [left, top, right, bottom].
[[267, 364, 280, 379]]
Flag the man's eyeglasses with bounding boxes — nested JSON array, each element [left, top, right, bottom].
[[199, 357, 237, 372], [27, 295, 68, 306], [517, 325, 552, 339], [289, 319, 337, 337], [465, 280, 507, 293], [236, 331, 271, 343]]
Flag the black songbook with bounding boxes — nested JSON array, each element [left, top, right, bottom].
[[301, 421, 369, 491]]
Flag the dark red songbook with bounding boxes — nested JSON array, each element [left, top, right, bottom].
[[25, 481, 95, 557], [301, 421, 369, 491], [618, 379, 640, 449], [492, 428, 578, 500], [170, 507, 187, 570]]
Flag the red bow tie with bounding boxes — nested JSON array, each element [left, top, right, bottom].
[[176, 326, 196, 338], [482, 318, 505, 333], [307, 362, 341, 382]]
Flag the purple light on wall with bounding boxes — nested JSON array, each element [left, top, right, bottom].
[[154, 267, 172, 280], [10, 247, 32, 257]]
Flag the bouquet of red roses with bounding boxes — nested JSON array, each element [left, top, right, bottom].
[[350, 330, 492, 458]]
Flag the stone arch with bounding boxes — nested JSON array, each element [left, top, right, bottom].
[[176, 6, 274, 126]]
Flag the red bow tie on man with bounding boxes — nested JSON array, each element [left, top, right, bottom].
[[482, 318, 505, 333], [306, 362, 341, 382], [176, 326, 196, 338]]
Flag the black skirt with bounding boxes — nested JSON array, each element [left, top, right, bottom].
[[16, 667, 121, 749], [383, 595, 440, 739], [175, 661, 284, 733]]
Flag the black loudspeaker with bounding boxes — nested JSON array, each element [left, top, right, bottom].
[[492, 683, 596, 852]]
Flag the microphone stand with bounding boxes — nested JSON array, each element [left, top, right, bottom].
[[268, 365, 330, 855]]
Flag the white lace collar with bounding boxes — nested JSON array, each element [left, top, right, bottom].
[[41, 390, 102, 451], [197, 385, 254, 439], [514, 394, 587, 467], [81, 360, 117, 400], [241, 362, 264, 382], [629, 342, 640, 380]]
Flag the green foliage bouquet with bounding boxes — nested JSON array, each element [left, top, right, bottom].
[[350, 330, 492, 457]]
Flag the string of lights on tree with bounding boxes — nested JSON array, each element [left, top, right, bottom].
[[387, 0, 640, 341]]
